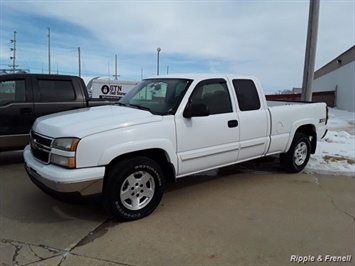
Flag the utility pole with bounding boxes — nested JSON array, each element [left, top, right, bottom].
[[301, 0, 320, 102], [113, 54, 119, 80], [48, 27, 51, 74], [10, 31, 17, 73], [157, 47, 161, 75], [78, 47, 81, 77]]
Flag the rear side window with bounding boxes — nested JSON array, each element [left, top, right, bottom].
[[0, 79, 26, 105], [38, 79, 75, 101], [232, 79, 261, 111]]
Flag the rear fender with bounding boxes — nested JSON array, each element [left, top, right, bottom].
[[285, 120, 317, 154]]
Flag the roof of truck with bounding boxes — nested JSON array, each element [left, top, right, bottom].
[[144, 73, 257, 82]]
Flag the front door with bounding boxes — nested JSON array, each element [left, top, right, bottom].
[[0, 75, 34, 150], [175, 79, 240, 176]]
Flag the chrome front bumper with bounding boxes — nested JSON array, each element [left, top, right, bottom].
[[23, 145, 105, 197]]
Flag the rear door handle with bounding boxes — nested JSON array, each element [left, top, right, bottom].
[[228, 120, 238, 128], [20, 108, 33, 115]]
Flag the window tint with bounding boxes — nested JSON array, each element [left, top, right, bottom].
[[38, 79, 75, 101], [175, 82, 189, 97], [191, 79, 232, 115], [232, 79, 261, 111], [120, 79, 192, 115], [0, 79, 26, 105], [132, 82, 167, 102]]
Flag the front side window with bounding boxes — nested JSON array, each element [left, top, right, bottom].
[[120, 78, 192, 115], [190, 79, 232, 115], [38, 79, 76, 101], [0, 79, 26, 105]]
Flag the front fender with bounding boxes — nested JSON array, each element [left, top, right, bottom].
[[75, 116, 177, 168], [98, 138, 177, 170]]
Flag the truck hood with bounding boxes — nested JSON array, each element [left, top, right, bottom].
[[33, 105, 162, 138]]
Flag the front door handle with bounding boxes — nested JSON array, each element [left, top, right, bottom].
[[228, 120, 238, 128], [20, 108, 33, 115]]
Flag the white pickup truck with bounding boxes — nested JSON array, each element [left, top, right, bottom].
[[24, 74, 328, 221]]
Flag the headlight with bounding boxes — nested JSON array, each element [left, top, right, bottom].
[[51, 154, 76, 169], [52, 138, 80, 151], [51, 137, 80, 168]]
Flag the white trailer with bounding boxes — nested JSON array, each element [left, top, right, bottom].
[[87, 77, 139, 99]]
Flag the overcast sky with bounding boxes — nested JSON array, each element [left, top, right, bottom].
[[1, 0, 354, 93]]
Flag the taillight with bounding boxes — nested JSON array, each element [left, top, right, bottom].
[[325, 106, 329, 125]]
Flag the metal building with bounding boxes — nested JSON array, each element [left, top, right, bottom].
[[313, 45, 355, 112]]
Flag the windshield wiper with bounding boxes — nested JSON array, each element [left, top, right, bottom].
[[116, 102, 127, 107], [128, 103, 151, 112]]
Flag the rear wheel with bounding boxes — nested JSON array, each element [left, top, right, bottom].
[[103, 156, 165, 221], [280, 133, 311, 173]]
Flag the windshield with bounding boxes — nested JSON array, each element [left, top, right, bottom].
[[118, 78, 192, 115]]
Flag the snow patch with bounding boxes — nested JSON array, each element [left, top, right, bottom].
[[304, 108, 355, 177]]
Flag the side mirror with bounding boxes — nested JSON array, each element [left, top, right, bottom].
[[183, 102, 210, 118]]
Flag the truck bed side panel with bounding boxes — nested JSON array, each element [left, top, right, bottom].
[[267, 102, 327, 154]]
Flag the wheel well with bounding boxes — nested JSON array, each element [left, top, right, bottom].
[[105, 149, 176, 184], [296, 124, 317, 154]]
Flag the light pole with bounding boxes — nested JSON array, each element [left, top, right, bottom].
[[157, 47, 161, 75]]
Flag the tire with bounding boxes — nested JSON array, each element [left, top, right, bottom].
[[103, 156, 165, 221], [280, 132, 311, 173]]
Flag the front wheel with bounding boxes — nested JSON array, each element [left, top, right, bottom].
[[280, 133, 311, 173], [103, 156, 165, 221]]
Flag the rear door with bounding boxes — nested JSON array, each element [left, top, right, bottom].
[[32, 75, 86, 119], [0, 74, 34, 150], [175, 78, 240, 176], [232, 79, 270, 161]]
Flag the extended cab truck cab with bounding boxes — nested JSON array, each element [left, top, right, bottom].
[[0, 73, 116, 151], [23, 74, 328, 221]]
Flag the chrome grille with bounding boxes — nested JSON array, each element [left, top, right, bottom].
[[30, 130, 53, 164]]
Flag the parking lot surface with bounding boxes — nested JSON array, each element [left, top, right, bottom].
[[1, 151, 354, 266]]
